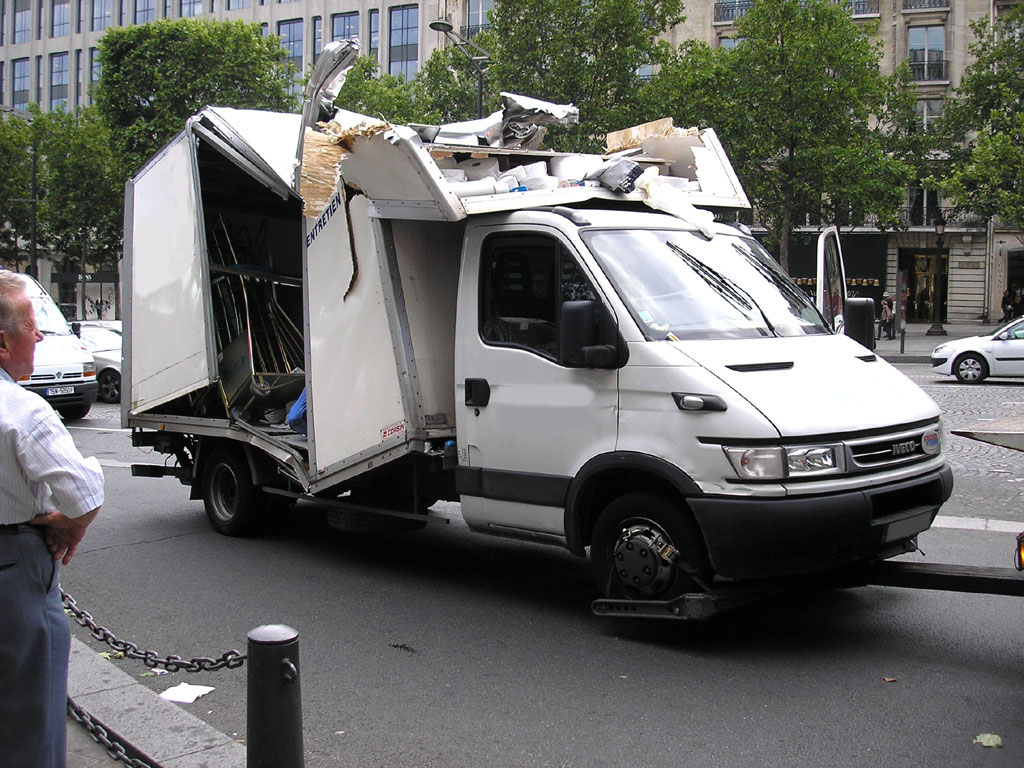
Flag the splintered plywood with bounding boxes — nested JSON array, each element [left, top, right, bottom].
[[605, 118, 676, 154], [301, 128, 346, 220]]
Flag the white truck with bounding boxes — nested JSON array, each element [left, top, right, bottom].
[[123, 45, 953, 617], [2, 270, 98, 419]]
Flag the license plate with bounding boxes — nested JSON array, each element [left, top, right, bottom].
[[47, 386, 74, 396], [884, 511, 931, 543]]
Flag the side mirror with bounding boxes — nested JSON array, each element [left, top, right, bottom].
[[998, 332, 1010, 341], [560, 300, 623, 369], [843, 297, 875, 350], [71, 321, 81, 337]]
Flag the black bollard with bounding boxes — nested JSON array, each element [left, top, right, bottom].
[[247, 624, 304, 768]]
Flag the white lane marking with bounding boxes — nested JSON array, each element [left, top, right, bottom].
[[933, 515, 1022, 533]]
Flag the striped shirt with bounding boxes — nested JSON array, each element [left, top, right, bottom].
[[0, 368, 104, 524]]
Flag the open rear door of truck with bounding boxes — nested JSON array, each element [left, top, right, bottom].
[[124, 132, 215, 414]]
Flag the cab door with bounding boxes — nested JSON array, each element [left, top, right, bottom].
[[454, 224, 619, 539], [816, 227, 847, 333]]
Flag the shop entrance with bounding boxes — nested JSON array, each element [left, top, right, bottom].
[[1006, 249, 1024, 320], [898, 249, 947, 322]]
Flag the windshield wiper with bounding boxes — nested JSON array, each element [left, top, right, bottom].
[[665, 241, 774, 332]]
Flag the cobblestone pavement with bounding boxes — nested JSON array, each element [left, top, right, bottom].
[[894, 365, 1024, 523]]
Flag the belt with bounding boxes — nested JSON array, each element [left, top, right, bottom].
[[0, 523, 42, 535]]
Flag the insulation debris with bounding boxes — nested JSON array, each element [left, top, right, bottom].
[[300, 128, 346, 218]]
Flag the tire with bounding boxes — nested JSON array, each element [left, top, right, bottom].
[[201, 449, 264, 536], [97, 369, 120, 403], [58, 404, 91, 421], [953, 353, 988, 384], [590, 492, 710, 601]]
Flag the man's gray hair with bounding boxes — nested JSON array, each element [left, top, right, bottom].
[[0, 271, 30, 333]]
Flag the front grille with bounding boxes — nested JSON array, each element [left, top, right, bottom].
[[846, 425, 938, 472]]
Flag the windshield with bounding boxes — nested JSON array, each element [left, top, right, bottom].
[[30, 294, 72, 335], [582, 228, 830, 341]]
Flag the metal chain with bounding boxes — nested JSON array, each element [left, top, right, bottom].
[[68, 696, 158, 768], [61, 587, 247, 672]]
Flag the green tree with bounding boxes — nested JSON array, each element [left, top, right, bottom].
[[931, 5, 1024, 226], [334, 56, 433, 124], [486, 0, 685, 151], [93, 18, 296, 179], [34, 107, 122, 274], [0, 113, 35, 266], [650, 0, 916, 271]]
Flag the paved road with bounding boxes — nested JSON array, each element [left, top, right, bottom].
[[61, 368, 1024, 768]]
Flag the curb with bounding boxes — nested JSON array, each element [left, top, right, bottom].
[[68, 637, 245, 768]]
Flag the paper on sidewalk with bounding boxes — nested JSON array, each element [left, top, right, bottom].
[[159, 682, 215, 704]]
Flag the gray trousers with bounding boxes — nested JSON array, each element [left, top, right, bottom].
[[0, 528, 70, 768]]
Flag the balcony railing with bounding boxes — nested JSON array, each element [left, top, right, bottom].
[[714, 0, 754, 23], [903, 0, 949, 9], [460, 23, 490, 38], [908, 59, 948, 81], [843, 0, 880, 16], [898, 207, 987, 228]]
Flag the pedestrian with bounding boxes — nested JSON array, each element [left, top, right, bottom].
[[880, 292, 894, 340], [0, 270, 104, 768], [1003, 289, 1015, 323]]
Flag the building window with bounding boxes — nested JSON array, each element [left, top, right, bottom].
[[36, 0, 42, 38], [277, 18, 302, 94], [914, 98, 942, 133], [76, 0, 82, 32], [312, 15, 321, 62], [714, 0, 753, 24], [12, 57, 29, 111], [51, 0, 70, 36], [13, 0, 30, 43], [74, 48, 82, 105], [89, 46, 100, 84], [35, 55, 42, 106], [225, 0, 249, 10], [388, 4, 418, 79], [463, 0, 490, 37], [331, 10, 356, 42], [179, 0, 201, 16], [0, 63, 4, 104], [368, 8, 379, 61], [908, 183, 942, 227], [91, 0, 109, 30], [49, 52, 68, 110], [134, 0, 153, 23], [908, 25, 945, 81]]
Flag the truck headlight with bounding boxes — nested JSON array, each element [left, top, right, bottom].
[[83, 361, 96, 377], [724, 444, 842, 480]]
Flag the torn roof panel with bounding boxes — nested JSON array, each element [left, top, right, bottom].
[[202, 107, 303, 191]]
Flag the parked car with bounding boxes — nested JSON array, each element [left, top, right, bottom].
[[78, 324, 122, 403], [930, 317, 1024, 383]]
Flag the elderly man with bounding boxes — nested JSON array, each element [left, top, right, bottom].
[[0, 270, 104, 768]]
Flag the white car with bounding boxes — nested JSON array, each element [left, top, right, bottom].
[[930, 317, 1024, 383], [78, 324, 122, 403]]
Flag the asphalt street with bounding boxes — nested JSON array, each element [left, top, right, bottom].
[[63, 363, 1023, 768]]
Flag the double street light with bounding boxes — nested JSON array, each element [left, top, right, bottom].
[[428, 19, 491, 119]]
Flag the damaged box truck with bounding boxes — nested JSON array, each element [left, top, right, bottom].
[[124, 43, 952, 618]]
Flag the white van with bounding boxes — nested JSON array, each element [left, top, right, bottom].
[[5, 271, 97, 419]]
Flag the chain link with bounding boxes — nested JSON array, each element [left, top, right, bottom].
[[68, 696, 158, 768], [61, 587, 247, 672]]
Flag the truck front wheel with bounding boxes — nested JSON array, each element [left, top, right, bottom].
[[590, 492, 709, 601], [202, 450, 263, 536]]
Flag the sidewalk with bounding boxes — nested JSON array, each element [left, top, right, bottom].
[[67, 636, 244, 768], [871, 320, 996, 364]]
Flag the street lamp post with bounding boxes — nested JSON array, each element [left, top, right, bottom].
[[428, 19, 491, 119], [926, 217, 948, 336]]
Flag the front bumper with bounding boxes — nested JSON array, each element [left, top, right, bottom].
[[689, 464, 954, 579], [930, 355, 950, 372]]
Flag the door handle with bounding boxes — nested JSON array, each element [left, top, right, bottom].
[[465, 378, 490, 407]]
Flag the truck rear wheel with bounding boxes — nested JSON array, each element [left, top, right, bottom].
[[202, 450, 263, 536], [590, 492, 709, 601]]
